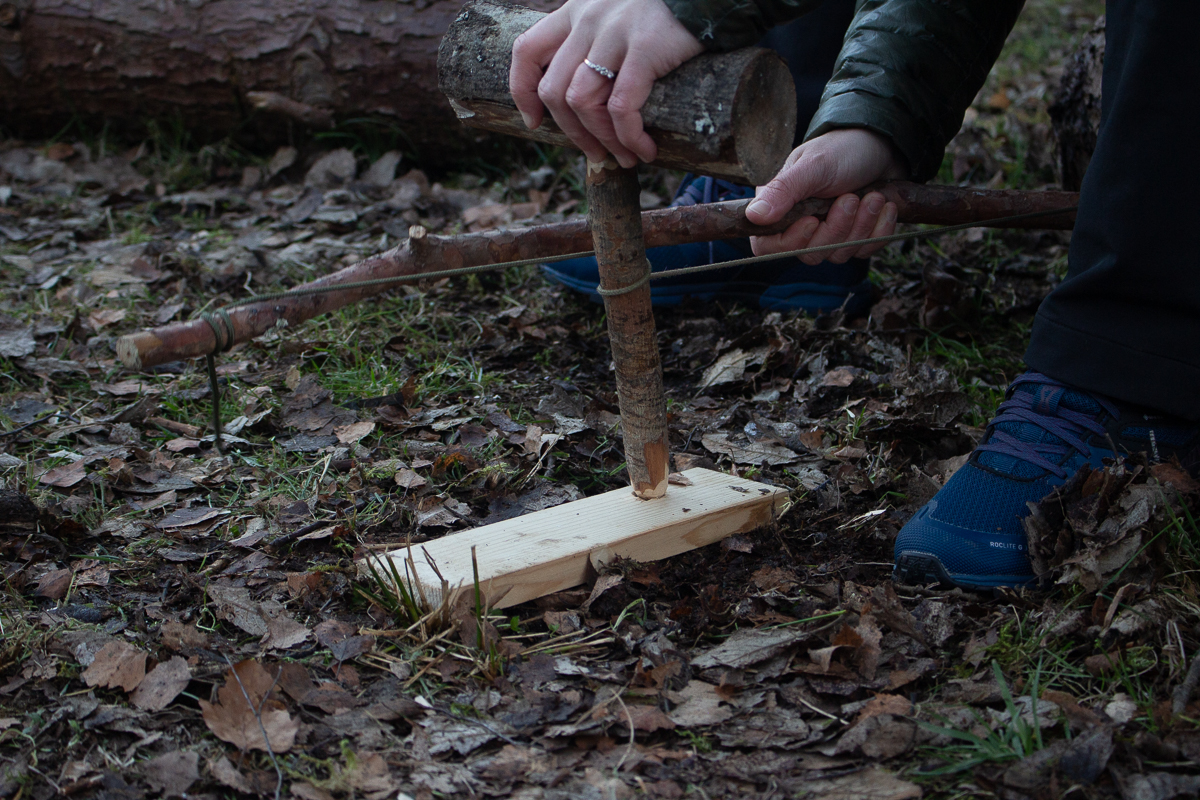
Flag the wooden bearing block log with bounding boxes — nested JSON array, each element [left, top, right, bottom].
[[438, 0, 797, 186]]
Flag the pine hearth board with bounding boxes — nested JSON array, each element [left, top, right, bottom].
[[368, 467, 787, 609]]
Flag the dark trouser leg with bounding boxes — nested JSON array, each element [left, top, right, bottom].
[[758, 0, 857, 141], [1025, 0, 1200, 420]]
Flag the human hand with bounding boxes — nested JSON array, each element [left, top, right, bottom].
[[510, 0, 703, 168], [747, 129, 909, 264]]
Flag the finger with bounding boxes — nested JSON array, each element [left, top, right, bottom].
[[538, 36, 609, 162], [607, 52, 657, 164], [511, 13, 571, 130], [745, 147, 838, 225], [750, 217, 819, 257], [829, 191, 885, 263], [799, 193, 859, 265], [567, 58, 639, 168], [854, 201, 898, 259]]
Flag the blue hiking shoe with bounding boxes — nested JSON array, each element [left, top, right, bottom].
[[893, 371, 1200, 590], [541, 175, 874, 315]]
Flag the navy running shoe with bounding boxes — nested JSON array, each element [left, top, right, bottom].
[[893, 371, 1200, 590], [541, 175, 874, 315]]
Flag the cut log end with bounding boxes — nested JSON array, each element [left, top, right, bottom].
[[632, 438, 670, 500], [731, 50, 797, 186], [115, 333, 147, 370]]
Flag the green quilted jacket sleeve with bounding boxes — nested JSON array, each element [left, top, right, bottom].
[[663, 0, 825, 49], [664, 0, 1025, 181]]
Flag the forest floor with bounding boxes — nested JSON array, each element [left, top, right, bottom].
[[5, 2, 1200, 798]]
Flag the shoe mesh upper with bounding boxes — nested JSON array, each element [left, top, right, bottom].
[[926, 463, 1057, 536]]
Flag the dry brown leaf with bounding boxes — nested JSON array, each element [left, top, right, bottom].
[[87, 308, 127, 329], [314, 619, 376, 662], [140, 750, 199, 797], [208, 756, 252, 793], [700, 433, 799, 466], [857, 693, 914, 722], [868, 583, 929, 650], [335, 421, 375, 444], [667, 682, 734, 727], [0, 318, 35, 358], [36, 568, 72, 599], [82, 640, 147, 692], [157, 506, 228, 530], [624, 704, 676, 733], [394, 468, 427, 490], [130, 656, 190, 711], [808, 645, 845, 674], [287, 571, 323, 599], [581, 572, 623, 613], [699, 347, 769, 389], [345, 752, 398, 797], [199, 660, 298, 753], [854, 614, 883, 681], [291, 783, 335, 800], [543, 610, 580, 635], [523, 424, 545, 457], [39, 459, 86, 488], [160, 621, 209, 652], [804, 766, 921, 799], [264, 613, 312, 650], [692, 628, 810, 670], [74, 565, 109, 588], [207, 582, 310, 649], [97, 380, 159, 397], [822, 368, 857, 387]]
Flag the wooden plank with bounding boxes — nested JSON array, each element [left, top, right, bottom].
[[365, 468, 787, 610]]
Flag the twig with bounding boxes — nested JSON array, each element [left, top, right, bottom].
[[1172, 650, 1200, 715], [0, 414, 55, 438], [264, 518, 333, 552], [25, 764, 60, 794], [223, 655, 284, 800], [794, 695, 847, 726], [612, 691, 638, 773]]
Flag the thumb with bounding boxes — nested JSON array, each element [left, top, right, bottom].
[[745, 149, 837, 224]]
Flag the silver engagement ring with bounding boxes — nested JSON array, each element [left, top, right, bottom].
[[583, 58, 617, 80]]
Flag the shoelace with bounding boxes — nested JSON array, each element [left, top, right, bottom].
[[974, 372, 1118, 478]]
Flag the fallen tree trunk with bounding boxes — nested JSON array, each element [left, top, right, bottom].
[[116, 181, 1079, 369], [0, 0, 555, 158]]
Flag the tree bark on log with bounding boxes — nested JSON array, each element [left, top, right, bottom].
[[0, 0, 554, 158], [586, 160, 669, 500], [439, 0, 796, 185], [116, 181, 1079, 369]]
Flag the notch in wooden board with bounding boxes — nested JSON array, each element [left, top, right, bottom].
[[360, 468, 787, 610]]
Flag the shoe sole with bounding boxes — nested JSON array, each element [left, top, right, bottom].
[[893, 551, 1037, 591]]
